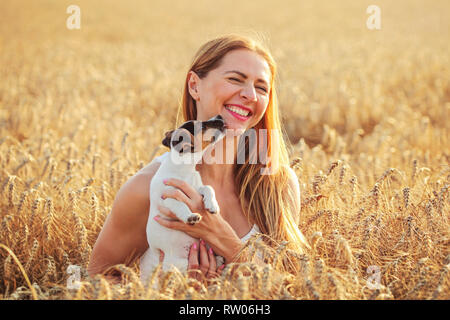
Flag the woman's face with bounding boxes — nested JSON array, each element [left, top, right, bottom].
[[187, 49, 272, 132]]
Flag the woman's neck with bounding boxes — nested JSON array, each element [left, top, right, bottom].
[[196, 134, 239, 190], [197, 162, 235, 189]]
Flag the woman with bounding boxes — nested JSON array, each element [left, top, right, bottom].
[[88, 34, 309, 283]]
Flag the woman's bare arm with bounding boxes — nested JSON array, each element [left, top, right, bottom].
[[87, 161, 161, 280]]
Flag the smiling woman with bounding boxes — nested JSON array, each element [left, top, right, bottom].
[[88, 33, 310, 284], [176, 33, 310, 249]]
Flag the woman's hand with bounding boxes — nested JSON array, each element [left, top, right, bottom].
[[157, 240, 226, 281], [187, 240, 226, 281], [153, 178, 244, 264]]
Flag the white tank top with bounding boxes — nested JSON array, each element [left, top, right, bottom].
[[150, 152, 260, 241]]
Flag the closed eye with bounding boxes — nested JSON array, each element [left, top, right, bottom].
[[258, 86, 268, 93], [228, 77, 268, 93]]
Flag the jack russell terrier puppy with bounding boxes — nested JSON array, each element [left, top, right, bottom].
[[140, 115, 226, 282]]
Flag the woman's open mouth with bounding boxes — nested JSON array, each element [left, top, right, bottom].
[[224, 104, 252, 121]]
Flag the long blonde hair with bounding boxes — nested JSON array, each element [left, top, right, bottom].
[[177, 34, 310, 255]]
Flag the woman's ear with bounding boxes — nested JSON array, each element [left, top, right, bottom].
[[187, 71, 200, 101], [162, 130, 174, 148]]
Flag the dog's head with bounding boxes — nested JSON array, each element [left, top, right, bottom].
[[162, 115, 226, 155]]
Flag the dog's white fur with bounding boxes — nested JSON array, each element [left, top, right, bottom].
[[140, 119, 225, 284]]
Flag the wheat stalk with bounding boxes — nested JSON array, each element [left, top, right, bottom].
[[0, 244, 38, 300]]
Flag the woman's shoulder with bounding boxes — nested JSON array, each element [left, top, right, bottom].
[[135, 152, 168, 177], [118, 153, 166, 202]]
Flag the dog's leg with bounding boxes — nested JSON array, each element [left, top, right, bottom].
[[198, 185, 219, 214], [215, 255, 225, 268], [140, 246, 162, 289], [161, 198, 201, 224]]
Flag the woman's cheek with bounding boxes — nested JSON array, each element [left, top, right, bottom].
[[254, 105, 267, 123]]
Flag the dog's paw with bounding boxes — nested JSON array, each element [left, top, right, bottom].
[[186, 213, 202, 225], [203, 196, 219, 214], [198, 185, 219, 214], [215, 255, 225, 267]]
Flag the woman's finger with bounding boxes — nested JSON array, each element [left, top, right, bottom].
[[164, 178, 199, 201], [206, 246, 217, 279], [153, 215, 185, 231], [217, 264, 226, 276], [187, 242, 200, 280], [199, 239, 209, 276], [157, 205, 178, 220], [161, 187, 192, 205], [161, 187, 200, 214]]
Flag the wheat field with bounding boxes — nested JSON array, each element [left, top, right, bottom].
[[0, 0, 449, 300]]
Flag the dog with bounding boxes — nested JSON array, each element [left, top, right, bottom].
[[140, 115, 226, 283]]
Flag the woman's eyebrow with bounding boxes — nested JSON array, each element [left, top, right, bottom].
[[224, 70, 269, 87]]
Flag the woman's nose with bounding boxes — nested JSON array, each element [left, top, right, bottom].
[[240, 84, 257, 102]]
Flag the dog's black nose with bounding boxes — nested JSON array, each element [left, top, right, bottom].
[[203, 115, 225, 130]]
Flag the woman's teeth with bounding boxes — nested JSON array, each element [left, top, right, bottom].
[[225, 105, 250, 117]]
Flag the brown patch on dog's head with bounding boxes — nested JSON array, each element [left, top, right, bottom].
[[162, 120, 196, 153], [162, 130, 174, 148]]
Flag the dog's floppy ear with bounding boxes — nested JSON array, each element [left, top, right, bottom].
[[162, 130, 174, 148]]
